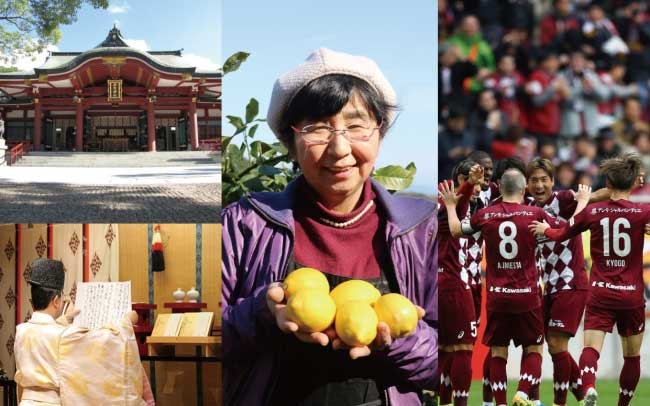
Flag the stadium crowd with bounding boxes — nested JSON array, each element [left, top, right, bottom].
[[438, 0, 650, 194]]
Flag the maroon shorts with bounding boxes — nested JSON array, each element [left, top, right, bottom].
[[440, 285, 477, 345], [544, 290, 587, 336], [471, 282, 482, 325], [583, 305, 646, 337], [482, 307, 545, 348]]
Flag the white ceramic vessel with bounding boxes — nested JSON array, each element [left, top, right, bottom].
[[187, 287, 199, 303], [173, 288, 185, 302]]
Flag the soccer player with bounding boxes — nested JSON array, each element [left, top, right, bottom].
[[526, 157, 590, 406], [531, 154, 650, 406], [439, 160, 484, 406], [441, 169, 590, 406]]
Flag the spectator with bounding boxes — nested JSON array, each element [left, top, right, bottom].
[[439, 44, 478, 121], [469, 88, 510, 151], [611, 96, 649, 145], [555, 161, 578, 190], [440, 106, 476, 179], [613, 2, 650, 82], [580, 2, 625, 66], [625, 129, 650, 178], [524, 51, 568, 146], [484, 54, 525, 125], [597, 60, 638, 118], [539, 140, 560, 166], [558, 51, 608, 140], [539, 0, 581, 53], [446, 15, 495, 91], [572, 135, 600, 177], [494, 28, 534, 77], [595, 126, 623, 163], [502, 0, 535, 38]]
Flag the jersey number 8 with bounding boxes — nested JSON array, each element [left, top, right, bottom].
[[499, 221, 518, 259]]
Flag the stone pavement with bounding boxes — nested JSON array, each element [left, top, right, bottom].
[[0, 183, 221, 223]]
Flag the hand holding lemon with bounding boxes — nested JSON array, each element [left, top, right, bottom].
[[268, 267, 425, 357]]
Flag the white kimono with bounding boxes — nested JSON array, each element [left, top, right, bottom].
[[14, 312, 151, 406]]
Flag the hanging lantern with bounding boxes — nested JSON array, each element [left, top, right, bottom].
[[152, 224, 165, 272]]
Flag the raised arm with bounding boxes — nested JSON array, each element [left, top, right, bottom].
[[439, 181, 464, 238]]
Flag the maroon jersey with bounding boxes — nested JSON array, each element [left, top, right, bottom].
[[545, 200, 650, 309], [526, 190, 588, 295], [464, 202, 557, 313], [438, 181, 474, 288]]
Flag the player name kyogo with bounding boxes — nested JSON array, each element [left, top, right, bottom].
[[489, 286, 532, 294], [591, 281, 636, 291], [497, 261, 522, 269], [605, 259, 626, 267], [482, 211, 535, 220]]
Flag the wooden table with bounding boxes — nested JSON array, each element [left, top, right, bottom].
[[145, 335, 221, 406], [0, 379, 17, 406]]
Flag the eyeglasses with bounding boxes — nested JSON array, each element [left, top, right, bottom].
[[291, 121, 382, 144]]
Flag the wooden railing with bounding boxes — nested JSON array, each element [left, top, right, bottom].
[[9, 142, 25, 165], [197, 138, 221, 151]]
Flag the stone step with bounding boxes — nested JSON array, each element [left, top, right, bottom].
[[13, 151, 220, 167]]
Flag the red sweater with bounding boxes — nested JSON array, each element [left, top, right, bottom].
[[293, 178, 384, 279]]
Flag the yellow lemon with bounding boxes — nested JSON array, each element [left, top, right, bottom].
[[329, 280, 381, 308], [285, 289, 336, 333], [335, 301, 378, 346], [283, 267, 330, 299], [373, 293, 418, 338]]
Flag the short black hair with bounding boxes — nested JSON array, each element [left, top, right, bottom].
[[452, 159, 477, 184], [494, 156, 526, 182], [280, 74, 398, 156], [468, 150, 491, 163], [31, 284, 61, 311]]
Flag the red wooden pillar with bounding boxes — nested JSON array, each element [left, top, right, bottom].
[[15, 224, 22, 325], [75, 100, 84, 151], [83, 224, 89, 282], [33, 99, 42, 150], [47, 224, 54, 259], [147, 100, 156, 152], [189, 99, 199, 150]]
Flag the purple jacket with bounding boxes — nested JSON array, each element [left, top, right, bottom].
[[221, 177, 438, 406]]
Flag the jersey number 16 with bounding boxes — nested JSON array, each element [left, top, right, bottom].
[[600, 217, 631, 257]]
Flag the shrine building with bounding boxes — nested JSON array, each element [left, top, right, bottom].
[[0, 26, 221, 152]]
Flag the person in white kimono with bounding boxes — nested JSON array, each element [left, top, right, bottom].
[[14, 259, 155, 406]]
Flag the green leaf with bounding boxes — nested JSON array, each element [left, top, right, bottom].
[[245, 98, 259, 123], [372, 164, 418, 192], [227, 115, 247, 136], [222, 51, 250, 75], [248, 124, 259, 139]]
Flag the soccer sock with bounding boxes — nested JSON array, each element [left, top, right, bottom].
[[551, 351, 572, 405], [569, 352, 584, 401], [517, 352, 542, 396], [482, 351, 493, 403], [579, 347, 600, 393], [439, 350, 453, 405], [451, 350, 472, 406], [618, 356, 640, 406], [490, 355, 508, 406]]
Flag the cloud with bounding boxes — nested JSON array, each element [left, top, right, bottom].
[[108, 2, 130, 14], [181, 53, 219, 71], [124, 39, 149, 51]]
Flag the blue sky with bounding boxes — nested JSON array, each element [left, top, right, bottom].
[[13, 0, 221, 71], [223, 1, 437, 194]]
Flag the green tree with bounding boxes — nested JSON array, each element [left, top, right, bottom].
[[1, 0, 109, 66]]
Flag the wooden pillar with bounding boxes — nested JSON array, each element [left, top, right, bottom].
[[33, 99, 42, 150], [147, 100, 156, 152], [75, 100, 84, 151], [189, 99, 199, 150], [15, 224, 22, 325]]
